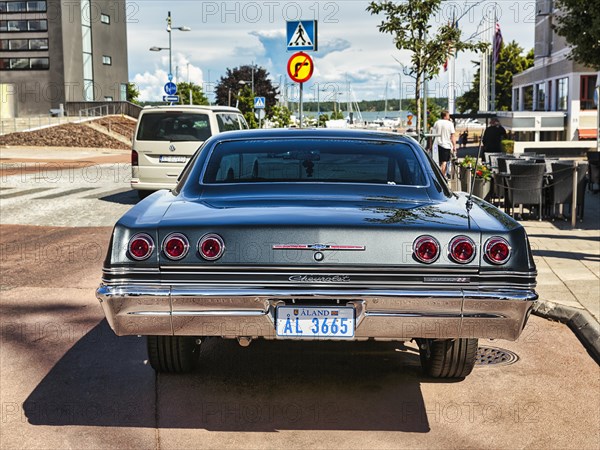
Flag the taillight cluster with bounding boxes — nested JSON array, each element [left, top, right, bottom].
[[413, 235, 511, 265], [127, 233, 225, 261]]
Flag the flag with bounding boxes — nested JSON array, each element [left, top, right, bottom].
[[494, 22, 503, 65]]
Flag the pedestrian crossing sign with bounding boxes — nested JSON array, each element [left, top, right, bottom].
[[287, 20, 317, 52], [254, 97, 266, 109]]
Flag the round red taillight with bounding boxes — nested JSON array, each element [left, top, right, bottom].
[[128, 233, 154, 261], [198, 234, 225, 261], [163, 233, 189, 260], [449, 236, 476, 264], [413, 236, 440, 264], [485, 237, 511, 264]]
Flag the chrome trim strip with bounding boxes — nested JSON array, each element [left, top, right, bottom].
[[127, 311, 171, 316], [273, 244, 366, 251], [171, 310, 268, 317]]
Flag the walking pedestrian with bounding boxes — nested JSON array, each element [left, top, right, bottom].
[[431, 110, 456, 177]]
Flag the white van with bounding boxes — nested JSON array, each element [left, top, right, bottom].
[[131, 105, 248, 198]]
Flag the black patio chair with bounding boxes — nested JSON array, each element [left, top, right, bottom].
[[492, 155, 516, 206], [587, 151, 600, 192], [505, 163, 546, 221], [548, 161, 588, 221]]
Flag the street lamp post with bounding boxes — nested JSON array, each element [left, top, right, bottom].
[[149, 11, 190, 82]]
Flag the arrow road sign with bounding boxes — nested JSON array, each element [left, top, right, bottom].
[[254, 97, 266, 109], [163, 95, 179, 102], [287, 20, 317, 52], [287, 52, 314, 83], [164, 82, 177, 95]]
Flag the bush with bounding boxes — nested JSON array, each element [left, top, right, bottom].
[[501, 139, 514, 154]]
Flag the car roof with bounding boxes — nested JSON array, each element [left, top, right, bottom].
[[211, 127, 417, 143], [141, 105, 243, 113]]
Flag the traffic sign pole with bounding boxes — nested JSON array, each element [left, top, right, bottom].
[[299, 83, 303, 129]]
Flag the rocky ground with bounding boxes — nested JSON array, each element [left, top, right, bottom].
[[0, 119, 133, 150]]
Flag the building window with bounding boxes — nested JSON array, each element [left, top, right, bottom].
[[0, 19, 48, 32], [557, 78, 568, 111], [0, 57, 49, 70], [0, 38, 48, 50], [102, 55, 112, 65], [580, 75, 598, 110], [0, 1, 47, 12], [101, 14, 110, 24], [104, 96, 113, 101], [535, 82, 546, 111], [512, 88, 520, 111], [523, 85, 534, 110]]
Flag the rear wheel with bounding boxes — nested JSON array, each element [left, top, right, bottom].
[[147, 336, 200, 373], [419, 338, 478, 379]]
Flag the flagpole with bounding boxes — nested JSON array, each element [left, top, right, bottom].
[[491, 11, 497, 111], [448, 15, 456, 114]]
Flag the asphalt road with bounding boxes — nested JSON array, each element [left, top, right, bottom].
[[1, 162, 599, 449]]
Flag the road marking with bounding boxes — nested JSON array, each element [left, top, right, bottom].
[[0, 188, 53, 199], [34, 187, 97, 200]]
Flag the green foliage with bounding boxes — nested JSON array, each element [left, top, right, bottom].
[[330, 110, 344, 120], [501, 139, 514, 154], [318, 113, 329, 127], [554, 0, 600, 70], [457, 42, 534, 113], [269, 105, 292, 128], [214, 65, 279, 114], [367, 0, 488, 133], [236, 86, 258, 128], [176, 82, 209, 106], [126, 82, 140, 104]]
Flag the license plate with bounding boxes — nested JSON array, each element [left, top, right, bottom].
[[276, 306, 354, 339], [159, 155, 187, 163]]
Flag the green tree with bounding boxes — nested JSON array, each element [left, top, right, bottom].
[[126, 82, 140, 104], [330, 110, 344, 120], [553, 0, 600, 70], [214, 65, 278, 115], [367, 0, 487, 134], [269, 105, 292, 128], [236, 86, 258, 128], [457, 42, 533, 113], [176, 82, 209, 106], [318, 113, 329, 127]]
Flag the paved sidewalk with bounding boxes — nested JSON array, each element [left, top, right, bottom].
[[521, 189, 600, 360]]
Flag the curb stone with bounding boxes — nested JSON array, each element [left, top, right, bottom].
[[533, 300, 600, 364]]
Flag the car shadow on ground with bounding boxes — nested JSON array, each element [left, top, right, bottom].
[[96, 189, 138, 205], [24, 321, 438, 432]]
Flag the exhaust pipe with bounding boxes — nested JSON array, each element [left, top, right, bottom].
[[237, 337, 252, 347]]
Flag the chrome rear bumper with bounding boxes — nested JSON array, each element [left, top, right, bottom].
[[96, 285, 537, 341]]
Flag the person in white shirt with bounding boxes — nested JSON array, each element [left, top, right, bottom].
[[431, 110, 456, 177]]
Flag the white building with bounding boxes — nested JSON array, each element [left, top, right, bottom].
[[503, 0, 598, 149]]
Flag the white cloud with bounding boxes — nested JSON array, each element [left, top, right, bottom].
[[132, 53, 204, 102]]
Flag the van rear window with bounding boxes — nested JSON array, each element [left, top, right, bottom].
[[217, 113, 248, 132], [137, 112, 212, 142]]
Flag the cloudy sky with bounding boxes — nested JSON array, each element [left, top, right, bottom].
[[127, 1, 536, 103]]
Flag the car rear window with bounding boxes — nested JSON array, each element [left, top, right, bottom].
[[202, 139, 427, 186], [217, 113, 248, 132], [136, 112, 212, 142]]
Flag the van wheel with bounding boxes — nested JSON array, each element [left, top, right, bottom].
[[137, 190, 152, 200], [418, 338, 478, 379], [147, 336, 200, 373]]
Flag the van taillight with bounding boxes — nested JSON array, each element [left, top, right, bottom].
[[132, 150, 139, 166]]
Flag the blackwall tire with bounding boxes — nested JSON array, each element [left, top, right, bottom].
[[420, 338, 478, 379], [147, 336, 200, 373]]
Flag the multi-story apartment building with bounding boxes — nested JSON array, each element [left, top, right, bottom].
[[504, 0, 597, 144], [0, 0, 128, 117]]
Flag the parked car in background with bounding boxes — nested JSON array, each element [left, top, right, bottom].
[[131, 105, 248, 199], [98, 129, 538, 379]]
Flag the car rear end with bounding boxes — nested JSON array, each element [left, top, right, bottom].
[[131, 106, 247, 195]]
